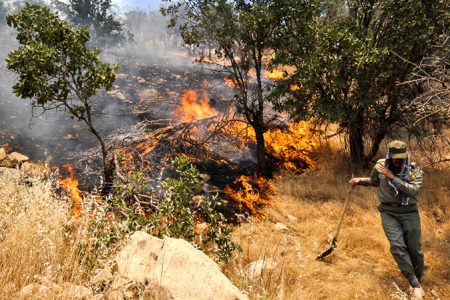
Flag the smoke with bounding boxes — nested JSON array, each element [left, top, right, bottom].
[[0, 4, 225, 169]]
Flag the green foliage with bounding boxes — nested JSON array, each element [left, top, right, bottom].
[[6, 4, 118, 108], [272, 0, 448, 163], [161, 1, 317, 175], [53, 0, 126, 47], [151, 156, 239, 262], [78, 156, 238, 265], [6, 4, 118, 183]]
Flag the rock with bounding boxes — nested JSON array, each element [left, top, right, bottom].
[[116, 73, 128, 79], [138, 88, 160, 102], [8, 152, 29, 164], [115, 231, 247, 300], [21, 162, 51, 178], [60, 282, 92, 299], [17, 283, 58, 299], [274, 222, 288, 232], [91, 267, 114, 286], [244, 259, 278, 280], [287, 215, 298, 222], [0, 148, 6, 161]]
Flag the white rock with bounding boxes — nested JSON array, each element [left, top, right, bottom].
[[287, 215, 298, 222], [244, 259, 278, 280], [60, 282, 92, 299], [115, 231, 247, 300], [274, 222, 288, 232], [0, 148, 6, 161], [8, 152, 29, 163]]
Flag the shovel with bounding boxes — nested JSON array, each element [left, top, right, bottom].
[[316, 185, 355, 260]]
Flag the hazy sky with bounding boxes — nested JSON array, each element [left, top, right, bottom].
[[113, 0, 164, 11]]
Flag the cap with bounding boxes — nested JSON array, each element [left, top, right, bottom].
[[388, 140, 408, 159]]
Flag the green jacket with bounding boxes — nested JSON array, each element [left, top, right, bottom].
[[358, 159, 423, 205]]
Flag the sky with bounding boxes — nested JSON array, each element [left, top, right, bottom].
[[113, 0, 164, 11]]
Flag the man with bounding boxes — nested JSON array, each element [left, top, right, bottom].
[[349, 140, 425, 300]]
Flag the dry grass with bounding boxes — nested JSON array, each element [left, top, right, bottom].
[[226, 147, 450, 299], [0, 167, 91, 297], [0, 142, 448, 299]]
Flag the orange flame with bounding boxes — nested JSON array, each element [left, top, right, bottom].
[[225, 174, 276, 217], [173, 89, 218, 122], [264, 69, 286, 80], [223, 77, 238, 88], [59, 163, 82, 216]]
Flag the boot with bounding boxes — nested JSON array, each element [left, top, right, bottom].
[[412, 287, 424, 300]]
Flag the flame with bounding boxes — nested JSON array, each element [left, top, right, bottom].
[[264, 122, 316, 173], [173, 89, 218, 122], [264, 69, 286, 80], [59, 163, 82, 216], [225, 174, 276, 217], [168, 51, 190, 59], [224, 121, 316, 173], [224, 77, 238, 88], [289, 84, 299, 92]]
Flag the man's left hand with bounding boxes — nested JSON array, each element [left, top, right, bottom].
[[377, 165, 395, 180]]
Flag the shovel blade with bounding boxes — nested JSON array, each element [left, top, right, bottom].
[[316, 246, 335, 260]]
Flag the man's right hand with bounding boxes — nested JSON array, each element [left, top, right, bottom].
[[349, 178, 360, 186]]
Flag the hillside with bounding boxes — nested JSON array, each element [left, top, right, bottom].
[[0, 147, 448, 299]]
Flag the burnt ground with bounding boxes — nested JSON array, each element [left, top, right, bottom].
[[0, 49, 235, 180]]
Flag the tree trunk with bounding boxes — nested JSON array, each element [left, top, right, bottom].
[[348, 107, 366, 167], [83, 114, 114, 195], [253, 124, 271, 177]]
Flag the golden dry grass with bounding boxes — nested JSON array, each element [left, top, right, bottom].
[[226, 147, 449, 300], [0, 141, 448, 300], [0, 168, 91, 297]]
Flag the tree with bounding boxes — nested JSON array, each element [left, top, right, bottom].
[[6, 4, 118, 191], [273, 0, 447, 166], [53, 0, 126, 48], [0, 1, 8, 27], [162, 0, 315, 176]]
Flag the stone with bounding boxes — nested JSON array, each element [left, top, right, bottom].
[[274, 222, 288, 232], [0, 148, 6, 161], [138, 88, 160, 102], [115, 231, 247, 300], [60, 282, 92, 299], [17, 283, 58, 299], [287, 215, 298, 222], [244, 259, 278, 280], [8, 152, 29, 163], [21, 162, 51, 178]]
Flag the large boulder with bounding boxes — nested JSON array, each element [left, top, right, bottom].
[[115, 231, 247, 300], [0, 148, 6, 161]]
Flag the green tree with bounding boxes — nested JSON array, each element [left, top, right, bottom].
[[6, 4, 118, 191], [162, 0, 315, 176], [53, 0, 125, 48], [273, 0, 447, 165]]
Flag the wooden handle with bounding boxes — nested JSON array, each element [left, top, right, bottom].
[[333, 185, 355, 241]]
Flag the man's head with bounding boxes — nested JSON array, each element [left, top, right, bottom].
[[388, 140, 408, 168]]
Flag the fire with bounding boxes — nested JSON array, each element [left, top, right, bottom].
[[289, 84, 299, 92], [264, 122, 316, 173], [264, 69, 286, 80], [223, 77, 238, 88], [58, 163, 82, 216], [225, 174, 276, 217], [168, 51, 190, 59], [173, 89, 218, 122]]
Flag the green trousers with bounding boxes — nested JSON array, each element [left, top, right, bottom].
[[379, 205, 424, 284]]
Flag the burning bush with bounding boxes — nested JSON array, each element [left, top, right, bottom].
[[225, 174, 276, 218]]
